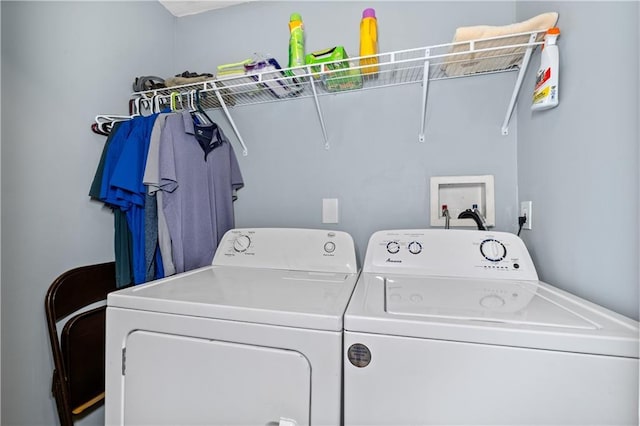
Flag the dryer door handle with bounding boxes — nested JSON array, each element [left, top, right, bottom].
[[278, 417, 298, 426]]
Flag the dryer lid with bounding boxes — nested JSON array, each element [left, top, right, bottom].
[[108, 266, 359, 331]]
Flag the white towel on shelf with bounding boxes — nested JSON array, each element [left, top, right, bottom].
[[441, 12, 559, 77]]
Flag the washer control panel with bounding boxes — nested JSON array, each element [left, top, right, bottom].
[[213, 228, 358, 274], [365, 229, 538, 281]]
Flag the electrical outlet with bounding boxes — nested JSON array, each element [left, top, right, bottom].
[[520, 201, 532, 230]]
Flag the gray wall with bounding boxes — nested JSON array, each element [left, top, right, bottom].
[[1, 1, 638, 425], [174, 1, 521, 260], [0, 2, 3, 422], [1, 2, 175, 425], [516, 1, 639, 320]]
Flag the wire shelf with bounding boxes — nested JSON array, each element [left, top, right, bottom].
[[134, 30, 545, 111], [123, 30, 547, 154]]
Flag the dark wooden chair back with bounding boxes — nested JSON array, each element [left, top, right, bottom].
[[44, 262, 118, 425]]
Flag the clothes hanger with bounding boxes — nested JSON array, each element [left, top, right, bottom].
[[91, 122, 110, 136], [98, 120, 113, 135], [151, 95, 159, 114], [170, 92, 183, 112], [193, 89, 214, 126], [188, 90, 197, 112], [188, 90, 203, 123], [153, 94, 171, 113], [95, 114, 130, 123], [190, 89, 222, 160], [95, 95, 142, 125], [92, 96, 144, 136], [93, 114, 128, 136]]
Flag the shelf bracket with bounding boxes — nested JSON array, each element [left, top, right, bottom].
[[501, 33, 538, 136], [308, 72, 330, 150], [418, 50, 431, 143], [210, 81, 249, 156]]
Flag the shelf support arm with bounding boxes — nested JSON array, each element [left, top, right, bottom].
[[418, 50, 431, 143], [501, 33, 538, 136], [308, 70, 330, 150], [211, 81, 249, 156]]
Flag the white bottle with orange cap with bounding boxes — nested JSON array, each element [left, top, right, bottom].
[[532, 27, 560, 111]]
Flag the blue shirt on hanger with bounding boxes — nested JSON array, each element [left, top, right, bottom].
[[109, 114, 159, 284]]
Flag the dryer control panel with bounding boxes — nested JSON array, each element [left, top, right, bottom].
[[364, 229, 538, 280], [213, 228, 358, 274]]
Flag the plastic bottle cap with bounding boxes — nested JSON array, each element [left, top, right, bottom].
[[362, 8, 376, 19], [290, 12, 302, 22]]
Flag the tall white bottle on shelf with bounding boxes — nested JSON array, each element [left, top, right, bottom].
[[532, 27, 560, 111]]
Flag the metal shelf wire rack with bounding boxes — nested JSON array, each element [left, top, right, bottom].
[[128, 30, 546, 155]]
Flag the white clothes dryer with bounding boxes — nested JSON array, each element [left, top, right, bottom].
[[105, 228, 359, 426], [344, 229, 639, 425]]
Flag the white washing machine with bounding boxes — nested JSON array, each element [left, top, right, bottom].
[[344, 229, 639, 425], [105, 228, 359, 426]]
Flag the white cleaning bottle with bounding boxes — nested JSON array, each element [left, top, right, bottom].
[[532, 27, 560, 111]]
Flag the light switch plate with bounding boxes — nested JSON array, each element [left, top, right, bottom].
[[322, 198, 339, 224]]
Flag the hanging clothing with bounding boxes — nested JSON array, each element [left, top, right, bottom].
[[159, 111, 244, 273], [90, 108, 244, 285], [143, 113, 175, 276], [108, 114, 160, 284], [90, 120, 135, 287], [91, 115, 163, 286]]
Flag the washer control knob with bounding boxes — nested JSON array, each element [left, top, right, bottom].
[[233, 234, 251, 252], [324, 241, 336, 253], [480, 295, 505, 309], [386, 241, 400, 254], [480, 239, 506, 262], [408, 241, 422, 255]]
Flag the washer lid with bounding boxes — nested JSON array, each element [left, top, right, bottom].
[[385, 276, 597, 329], [108, 266, 359, 331], [345, 274, 639, 357]]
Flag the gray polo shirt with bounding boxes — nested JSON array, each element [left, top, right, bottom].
[[159, 111, 244, 273], [143, 113, 175, 276]]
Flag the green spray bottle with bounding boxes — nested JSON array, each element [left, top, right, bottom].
[[288, 13, 305, 75]]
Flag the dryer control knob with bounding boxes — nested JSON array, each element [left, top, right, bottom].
[[233, 235, 251, 252]]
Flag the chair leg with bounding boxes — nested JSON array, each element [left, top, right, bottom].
[[51, 372, 73, 426]]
